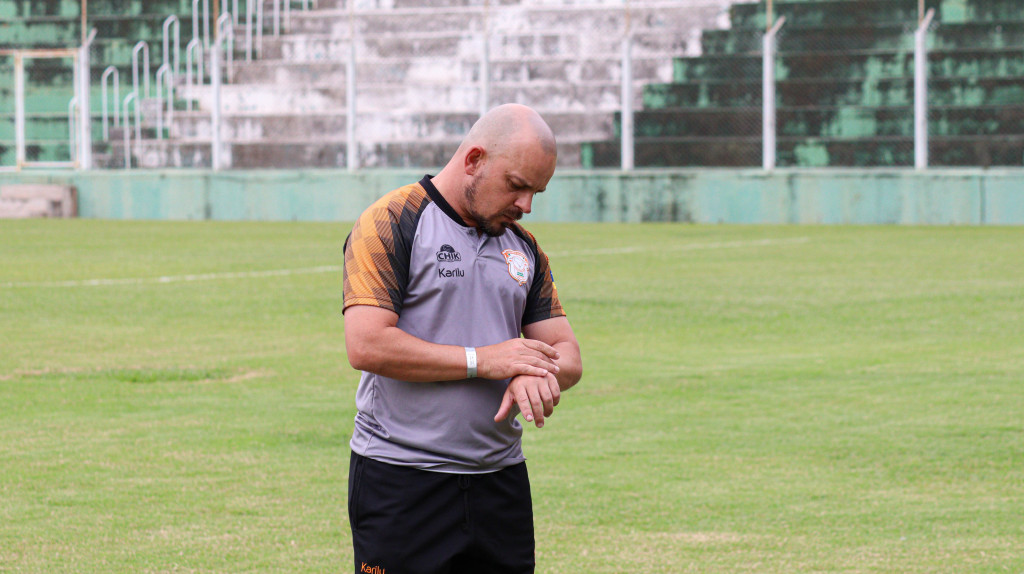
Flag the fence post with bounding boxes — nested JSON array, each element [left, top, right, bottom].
[[479, 1, 490, 117], [762, 16, 785, 170], [14, 53, 25, 168], [69, 96, 78, 165], [79, 28, 96, 169], [346, 11, 358, 171], [915, 8, 935, 170], [620, 31, 634, 171], [123, 93, 136, 169], [212, 32, 223, 170]]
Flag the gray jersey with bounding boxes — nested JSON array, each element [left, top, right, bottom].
[[343, 176, 565, 473]]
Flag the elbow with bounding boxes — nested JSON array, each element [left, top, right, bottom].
[[561, 345, 583, 389], [345, 336, 380, 374]]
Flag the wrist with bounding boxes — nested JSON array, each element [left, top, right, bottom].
[[464, 346, 477, 378]]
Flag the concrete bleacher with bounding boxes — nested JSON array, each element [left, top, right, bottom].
[[1, 0, 747, 169], [0, 0, 198, 167], [583, 0, 1024, 168]]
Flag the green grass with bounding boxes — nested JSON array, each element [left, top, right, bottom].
[[1, 219, 1023, 573]]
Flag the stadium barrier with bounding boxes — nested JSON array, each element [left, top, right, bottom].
[[0, 168, 1021, 225]]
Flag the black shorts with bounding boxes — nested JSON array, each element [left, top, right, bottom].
[[348, 452, 535, 574]]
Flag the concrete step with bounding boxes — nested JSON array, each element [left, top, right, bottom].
[[672, 47, 1024, 82], [226, 54, 672, 87], [183, 83, 346, 113], [730, 0, 932, 30], [166, 108, 612, 142], [99, 136, 587, 169], [584, 134, 1024, 168], [626, 105, 1024, 138], [731, 0, 1021, 29], [0, 14, 188, 48], [0, 0, 195, 18], [258, 27, 694, 62], [0, 141, 73, 165], [184, 76, 629, 114], [701, 20, 1024, 55], [643, 76, 1024, 109], [287, 1, 722, 49]]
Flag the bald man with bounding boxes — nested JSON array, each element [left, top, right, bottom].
[[342, 104, 583, 573]]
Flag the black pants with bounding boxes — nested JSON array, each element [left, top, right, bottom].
[[348, 452, 536, 574]]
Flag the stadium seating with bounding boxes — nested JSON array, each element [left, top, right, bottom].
[[0, 0, 741, 169], [582, 0, 1024, 167]]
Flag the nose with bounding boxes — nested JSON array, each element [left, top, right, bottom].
[[514, 192, 534, 214]]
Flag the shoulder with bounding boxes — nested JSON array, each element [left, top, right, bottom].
[[361, 182, 432, 224], [508, 223, 557, 268]]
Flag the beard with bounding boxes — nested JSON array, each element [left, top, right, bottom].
[[464, 180, 523, 237]]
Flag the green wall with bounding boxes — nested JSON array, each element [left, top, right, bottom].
[[1, 168, 1022, 225]]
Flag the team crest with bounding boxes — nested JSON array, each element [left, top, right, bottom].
[[502, 249, 530, 286]]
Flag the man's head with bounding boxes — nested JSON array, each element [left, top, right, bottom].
[[433, 104, 557, 237]]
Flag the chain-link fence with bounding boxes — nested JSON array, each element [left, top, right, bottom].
[[3, 0, 1023, 171]]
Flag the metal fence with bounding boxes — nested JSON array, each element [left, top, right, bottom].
[[7, 0, 1018, 172]]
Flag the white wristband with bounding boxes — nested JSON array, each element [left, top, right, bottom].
[[465, 347, 478, 378]]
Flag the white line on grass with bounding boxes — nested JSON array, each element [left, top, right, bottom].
[[1, 237, 809, 288], [546, 236, 810, 257], [1, 265, 343, 288]]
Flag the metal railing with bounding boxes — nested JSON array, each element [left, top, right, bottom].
[[60, 1, 969, 172]]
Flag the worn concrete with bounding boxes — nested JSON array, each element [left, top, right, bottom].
[[0, 168, 1020, 224]]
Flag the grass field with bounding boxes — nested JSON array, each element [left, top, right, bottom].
[[1, 219, 1023, 573]]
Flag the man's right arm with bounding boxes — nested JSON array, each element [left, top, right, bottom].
[[343, 304, 561, 383]]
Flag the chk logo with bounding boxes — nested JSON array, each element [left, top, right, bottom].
[[360, 563, 385, 574], [436, 244, 462, 262]]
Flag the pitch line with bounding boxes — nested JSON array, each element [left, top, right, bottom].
[[2, 237, 809, 288], [546, 236, 810, 258], [1, 265, 343, 288]]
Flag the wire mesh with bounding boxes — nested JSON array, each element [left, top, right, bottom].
[[8, 0, 1024, 170]]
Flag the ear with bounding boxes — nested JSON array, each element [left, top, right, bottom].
[[464, 146, 485, 175]]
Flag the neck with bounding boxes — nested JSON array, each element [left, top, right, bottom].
[[429, 170, 476, 228]]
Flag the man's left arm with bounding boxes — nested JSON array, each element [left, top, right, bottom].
[[493, 316, 582, 428]]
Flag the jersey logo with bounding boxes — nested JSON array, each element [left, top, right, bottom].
[[502, 249, 530, 286], [436, 244, 462, 262]]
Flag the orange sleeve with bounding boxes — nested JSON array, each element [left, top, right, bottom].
[[343, 184, 429, 314]]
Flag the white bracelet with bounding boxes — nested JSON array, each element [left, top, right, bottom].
[[465, 347, 477, 378]]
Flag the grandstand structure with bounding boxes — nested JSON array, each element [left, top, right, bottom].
[[0, 0, 742, 170], [2, 0, 1021, 172], [584, 0, 1024, 168]]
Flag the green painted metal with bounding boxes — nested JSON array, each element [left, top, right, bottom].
[[0, 169, 1022, 225]]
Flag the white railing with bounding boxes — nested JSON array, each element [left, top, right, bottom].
[[163, 15, 180, 78], [131, 41, 150, 99], [101, 66, 120, 140], [185, 38, 204, 111], [156, 64, 173, 139]]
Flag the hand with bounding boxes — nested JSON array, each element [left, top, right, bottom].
[[493, 372, 561, 428], [477, 338, 560, 381]]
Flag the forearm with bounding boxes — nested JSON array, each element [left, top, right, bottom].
[[346, 324, 470, 382], [550, 340, 582, 391], [344, 306, 562, 383]]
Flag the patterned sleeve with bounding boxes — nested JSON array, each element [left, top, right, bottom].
[[515, 226, 566, 326], [343, 184, 429, 315]]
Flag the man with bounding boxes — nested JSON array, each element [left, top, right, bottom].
[[342, 103, 583, 573]]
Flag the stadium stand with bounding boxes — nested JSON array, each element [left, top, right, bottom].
[[0, 0, 746, 170], [583, 0, 1024, 167]]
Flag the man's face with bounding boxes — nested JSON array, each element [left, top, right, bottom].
[[463, 150, 556, 237]]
